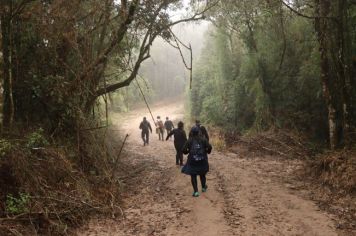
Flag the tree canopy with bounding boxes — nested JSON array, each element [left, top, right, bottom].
[[188, 0, 356, 148], [0, 0, 215, 134]]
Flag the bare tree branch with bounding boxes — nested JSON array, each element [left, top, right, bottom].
[[281, 0, 337, 20], [94, 51, 150, 97], [91, 0, 218, 99]]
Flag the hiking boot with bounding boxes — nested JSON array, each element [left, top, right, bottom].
[[192, 192, 200, 197], [202, 185, 208, 192]]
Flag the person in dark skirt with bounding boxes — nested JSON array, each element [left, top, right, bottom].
[[182, 126, 212, 197], [166, 121, 187, 166]]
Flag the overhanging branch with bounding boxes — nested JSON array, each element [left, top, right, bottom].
[[94, 53, 150, 97], [166, 29, 193, 88], [92, 0, 217, 99], [281, 0, 337, 20]]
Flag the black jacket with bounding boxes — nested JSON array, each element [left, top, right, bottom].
[[139, 120, 152, 133], [164, 120, 174, 130], [166, 128, 187, 151], [188, 125, 209, 141]]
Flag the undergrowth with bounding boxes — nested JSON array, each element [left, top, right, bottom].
[[0, 125, 124, 235], [308, 148, 356, 194]]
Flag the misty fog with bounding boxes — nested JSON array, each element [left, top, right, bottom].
[[138, 22, 209, 101]]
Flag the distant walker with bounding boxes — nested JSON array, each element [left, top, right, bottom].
[[189, 120, 209, 141], [164, 117, 174, 140], [139, 117, 152, 146], [156, 116, 164, 141]]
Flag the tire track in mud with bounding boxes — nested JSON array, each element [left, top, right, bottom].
[[213, 151, 338, 236]]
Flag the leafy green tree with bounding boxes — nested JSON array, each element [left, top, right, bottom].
[[189, 0, 355, 147], [0, 0, 214, 135]]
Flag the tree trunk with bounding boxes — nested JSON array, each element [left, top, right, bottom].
[[336, 0, 352, 147], [315, 0, 339, 149], [244, 14, 276, 124], [1, 10, 15, 131]]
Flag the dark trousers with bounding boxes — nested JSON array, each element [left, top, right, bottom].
[[176, 150, 183, 165], [142, 131, 149, 145], [191, 174, 207, 192], [166, 128, 172, 139]]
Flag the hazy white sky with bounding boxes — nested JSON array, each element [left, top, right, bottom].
[[142, 0, 211, 84]]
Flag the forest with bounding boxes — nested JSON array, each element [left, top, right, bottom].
[[190, 0, 356, 149], [0, 0, 355, 235]]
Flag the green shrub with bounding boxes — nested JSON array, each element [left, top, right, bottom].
[[26, 128, 49, 148], [0, 139, 12, 158], [5, 193, 30, 214]]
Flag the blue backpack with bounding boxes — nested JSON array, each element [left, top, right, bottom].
[[190, 139, 206, 162]]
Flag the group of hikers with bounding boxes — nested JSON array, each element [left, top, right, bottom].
[[139, 117, 212, 197], [138, 116, 175, 145]]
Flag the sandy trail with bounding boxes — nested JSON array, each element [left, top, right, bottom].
[[78, 101, 339, 236]]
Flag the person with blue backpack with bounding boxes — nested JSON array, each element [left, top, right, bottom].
[[182, 126, 212, 197]]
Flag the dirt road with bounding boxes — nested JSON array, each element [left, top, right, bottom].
[[78, 101, 340, 236]]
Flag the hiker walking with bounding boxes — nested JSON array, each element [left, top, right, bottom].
[[182, 126, 212, 197], [156, 116, 164, 141], [189, 119, 209, 141], [139, 117, 152, 146], [166, 121, 187, 166], [164, 117, 174, 139]]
